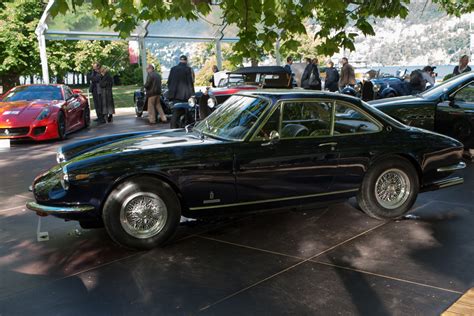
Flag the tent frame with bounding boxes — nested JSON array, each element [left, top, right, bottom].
[[36, 0, 239, 84]]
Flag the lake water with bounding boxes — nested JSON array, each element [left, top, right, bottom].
[[371, 64, 459, 79]]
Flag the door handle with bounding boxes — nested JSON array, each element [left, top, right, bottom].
[[318, 142, 337, 147]]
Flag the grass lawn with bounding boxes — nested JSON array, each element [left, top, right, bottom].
[[85, 85, 140, 109]]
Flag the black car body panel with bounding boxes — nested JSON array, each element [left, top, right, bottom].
[[370, 72, 474, 147], [29, 90, 465, 225]]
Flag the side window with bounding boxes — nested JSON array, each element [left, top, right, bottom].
[[63, 87, 72, 100], [255, 105, 281, 140], [454, 82, 474, 103], [334, 103, 381, 134], [281, 101, 333, 138]]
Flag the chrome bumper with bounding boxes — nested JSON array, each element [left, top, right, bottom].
[[26, 202, 95, 215], [437, 162, 466, 172]]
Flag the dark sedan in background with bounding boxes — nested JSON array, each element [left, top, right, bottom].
[[27, 91, 465, 249], [371, 71, 474, 148]]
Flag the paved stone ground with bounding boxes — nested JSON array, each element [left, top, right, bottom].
[[0, 109, 472, 315]]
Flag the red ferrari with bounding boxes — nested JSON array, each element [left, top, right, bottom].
[[0, 84, 90, 141]]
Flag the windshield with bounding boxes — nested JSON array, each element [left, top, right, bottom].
[[420, 73, 473, 99], [2, 85, 63, 102], [195, 95, 270, 141]]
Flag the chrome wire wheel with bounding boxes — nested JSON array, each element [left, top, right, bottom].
[[374, 168, 411, 209], [119, 192, 168, 239]]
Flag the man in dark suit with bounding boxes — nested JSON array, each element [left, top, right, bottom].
[[324, 61, 339, 92], [168, 55, 195, 128], [88, 62, 104, 123], [283, 56, 296, 87]]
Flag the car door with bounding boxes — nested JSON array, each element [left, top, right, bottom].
[[435, 80, 474, 143], [63, 86, 82, 130], [234, 99, 338, 208], [329, 101, 385, 192]]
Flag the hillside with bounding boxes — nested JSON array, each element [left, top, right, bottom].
[[349, 1, 473, 66]]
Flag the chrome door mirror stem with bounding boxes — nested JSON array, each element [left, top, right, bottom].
[[261, 130, 280, 147]]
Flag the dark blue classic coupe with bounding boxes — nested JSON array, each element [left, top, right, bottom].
[[27, 91, 466, 249]]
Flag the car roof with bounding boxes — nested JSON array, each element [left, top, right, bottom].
[[228, 66, 288, 75], [237, 89, 362, 103], [13, 84, 64, 89]]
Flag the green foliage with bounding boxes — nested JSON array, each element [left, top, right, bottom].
[[194, 55, 237, 86], [0, 0, 44, 88]]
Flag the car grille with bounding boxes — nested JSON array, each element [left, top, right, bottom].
[[0, 127, 30, 136], [32, 126, 46, 136]]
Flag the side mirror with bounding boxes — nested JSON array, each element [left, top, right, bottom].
[[261, 130, 280, 147]]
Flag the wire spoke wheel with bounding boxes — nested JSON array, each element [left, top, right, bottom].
[[374, 168, 411, 209], [120, 192, 168, 239]]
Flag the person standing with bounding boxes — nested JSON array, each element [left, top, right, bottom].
[[300, 57, 313, 89], [338, 57, 356, 90], [324, 60, 339, 92], [144, 64, 166, 124], [99, 66, 115, 123], [301, 58, 321, 90], [421, 66, 436, 88], [88, 62, 103, 122], [209, 65, 219, 88], [453, 55, 471, 76], [283, 56, 296, 87], [168, 55, 195, 128]]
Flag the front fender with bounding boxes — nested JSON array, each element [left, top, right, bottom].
[[58, 130, 164, 162], [380, 87, 397, 98]]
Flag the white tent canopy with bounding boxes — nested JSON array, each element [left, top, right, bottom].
[[37, 0, 240, 84]]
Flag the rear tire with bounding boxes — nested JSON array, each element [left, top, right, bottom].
[[102, 176, 181, 250], [357, 157, 419, 220]]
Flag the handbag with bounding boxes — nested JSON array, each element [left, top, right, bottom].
[[308, 68, 321, 89]]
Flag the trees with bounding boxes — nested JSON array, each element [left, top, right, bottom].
[[0, 0, 43, 90], [50, 0, 473, 65]]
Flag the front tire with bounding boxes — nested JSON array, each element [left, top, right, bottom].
[[357, 157, 419, 220], [83, 107, 91, 128], [57, 111, 66, 140], [102, 176, 181, 250]]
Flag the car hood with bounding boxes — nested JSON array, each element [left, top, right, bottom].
[[368, 95, 429, 107], [0, 100, 59, 125], [68, 129, 224, 163]]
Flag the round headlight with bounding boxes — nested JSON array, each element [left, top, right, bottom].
[[207, 98, 216, 109], [56, 151, 65, 163], [188, 97, 196, 107], [373, 84, 381, 92], [354, 84, 361, 92], [60, 166, 69, 190]]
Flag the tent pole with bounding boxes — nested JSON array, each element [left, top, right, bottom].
[[139, 38, 147, 85], [216, 40, 222, 70], [37, 33, 49, 84], [275, 38, 281, 66], [36, 0, 55, 84]]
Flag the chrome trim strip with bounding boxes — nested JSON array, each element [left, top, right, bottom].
[[189, 188, 359, 211], [437, 162, 466, 172], [26, 202, 95, 214], [437, 177, 464, 188]]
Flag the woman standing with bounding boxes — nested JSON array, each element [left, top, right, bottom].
[[99, 66, 115, 123], [301, 58, 321, 90]]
